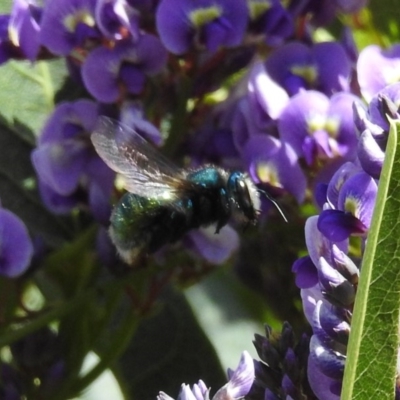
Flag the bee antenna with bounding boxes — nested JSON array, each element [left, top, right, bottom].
[[257, 189, 288, 223]]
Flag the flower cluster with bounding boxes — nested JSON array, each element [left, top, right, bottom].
[[3, 0, 371, 261], [247, 323, 315, 400], [292, 83, 400, 399], [157, 351, 254, 400], [31, 99, 115, 223], [0, 328, 65, 399]]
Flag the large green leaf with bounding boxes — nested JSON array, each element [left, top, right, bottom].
[[0, 59, 67, 133], [185, 268, 272, 369], [0, 1, 11, 13], [342, 120, 400, 398]]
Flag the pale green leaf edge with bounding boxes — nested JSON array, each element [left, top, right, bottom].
[[342, 120, 400, 399]]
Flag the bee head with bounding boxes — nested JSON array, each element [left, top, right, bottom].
[[227, 172, 261, 223]]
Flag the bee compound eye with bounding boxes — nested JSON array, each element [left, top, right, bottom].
[[236, 179, 253, 211]]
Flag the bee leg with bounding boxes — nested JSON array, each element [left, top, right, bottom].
[[214, 188, 231, 234]]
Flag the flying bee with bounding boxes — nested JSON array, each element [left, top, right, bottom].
[[91, 117, 266, 264]]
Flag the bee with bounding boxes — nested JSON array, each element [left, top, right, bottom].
[[91, 117, 263, 264]]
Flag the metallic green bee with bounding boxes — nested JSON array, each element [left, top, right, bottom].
[[91, 117, 262, 264]]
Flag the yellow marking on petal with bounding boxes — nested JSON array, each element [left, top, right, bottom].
[[290, 65, 318, 85], [248, 1, 272, 20], [325, 115, 340, 138], [344, 196, 359, 218], [63, 9, 95, 33], [256, 161, 282, 187], [189, 6, 222, 28], [383, 66, 400, 85], [307, 113, 326, 134]]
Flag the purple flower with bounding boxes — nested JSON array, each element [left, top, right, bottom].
[[8, 0, 42, 61], [95, 0, 140, 41], [318, 169, 377, 241], [296, 172, 372, 398], [247, 0, 294, 46], [0, 205, 33, 277], [230, 95, 276, 151], [156, 0, 248, 54], [39, 0, 99, 55], [0, 15, 14, 65], [357, 45, 400, 102], [247, 323, 314, 399], [119, 101, 164, 146], [127, 0, 160, 13], [278, 90, 360, 165], [352, 84, 400, 179], [31, 100, 115, 223], [265, 42, 352, 96], [215, 351, 254, 400], [81, 34, 167, 103], [4, 327, 66, 398], [247, 61, 290, 122], [293, 217, 356, 398], [157, 351, 254, 400], [305, 217, 349, 270], [340, 26, 358, 65], [352, 101, 386, 180], [158, 382, 208, 400], [186, 125, 239, 167], [293, 216, 349, 323], [357, 129, 385, 179], [323, 162, 360, 210], [365, 82, 400, 133], [184, 225, 239, 264], [38, 179, 81, 215], [292, 255, 318, 289], [290, 81, 399, 398], [307, 355, 340, 400], [242, 134, 307, 203], [289, 0, 366, 27]]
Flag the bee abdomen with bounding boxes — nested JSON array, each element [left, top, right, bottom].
[[109, 193, 193, 261]]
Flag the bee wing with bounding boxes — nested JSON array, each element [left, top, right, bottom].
[[91, 117, 184, 198]]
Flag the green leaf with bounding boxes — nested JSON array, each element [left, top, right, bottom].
[[342, 119, 400, 398], [41, 226, 98, 298], [368, 0, 400, 44], [0, 1, 11, 13], [185, 269, 272, 369], [118, 288, 226, 400], [0, 59, 67, 133]]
